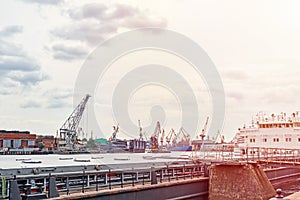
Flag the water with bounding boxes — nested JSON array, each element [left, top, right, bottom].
[[0, 151, 193, 169], [277, 179, 300, 196]]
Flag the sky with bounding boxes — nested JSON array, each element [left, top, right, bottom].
[[1, 0, 300, 142]]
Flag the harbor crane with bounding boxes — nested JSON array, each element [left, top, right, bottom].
[[166, 128, 176, 146], [160, 129, 165, 146], [138, 120, 143, 140], [212, 130, 224, 143], [178, 127, 191, 144], [110, 124, 119, 140], [59, 94, 91, 148], [170, 127, 191, 147], [199, 116, 209, 140], [199, 116, 209, 152], [150, 121, 161, 150]]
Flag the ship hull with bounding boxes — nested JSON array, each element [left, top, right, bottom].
[[102, 139, 146, 153], [168, 145, 192, 151]]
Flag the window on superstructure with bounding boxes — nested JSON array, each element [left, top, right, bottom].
[[285, 138, 292, 142], [298, 138, 300, 142], [273, 138, 279, 142], [249, 138, 256, 143], [263, 138, 267, 142]]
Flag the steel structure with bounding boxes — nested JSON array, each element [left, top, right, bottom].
[[177, 127, 191, 144], [199, 117, 209, 140], [110, 124, 119, 140], [166, 128, 176, 145], [59, 94, 91, 146], [138, 120, 143, 140], [150, 121, 161, 150]]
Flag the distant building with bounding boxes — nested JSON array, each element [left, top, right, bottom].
[[0, 130, 36, 148], [36, 135, 55, 150]]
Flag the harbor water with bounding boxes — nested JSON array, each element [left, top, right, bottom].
[[0, 151, 193, 169]]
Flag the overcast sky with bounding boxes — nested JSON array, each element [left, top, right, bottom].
[[1, 0, 300, 141]]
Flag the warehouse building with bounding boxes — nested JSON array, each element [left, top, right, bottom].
[[0, 130, 36, 148]]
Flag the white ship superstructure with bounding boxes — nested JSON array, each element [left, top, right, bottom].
[[233, 111, 300, 150]]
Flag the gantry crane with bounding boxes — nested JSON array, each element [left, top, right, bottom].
[[59, 94, 91, 148]]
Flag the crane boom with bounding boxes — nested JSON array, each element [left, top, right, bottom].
[[179, 127, 191, 143], [200, 117, 209, 140], [60, 94, 91, 146], [166, 128, 175, 145], [138, 120, 143, 140], [150, 121, 161, 150], [160, 129, 165, 146]]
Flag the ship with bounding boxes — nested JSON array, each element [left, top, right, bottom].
[[233, 111, 300, 153], [168, 145, 192, 151], [166, 127, 192, 151], [101, 125, 146, 153]]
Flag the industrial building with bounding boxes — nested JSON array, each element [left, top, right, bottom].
[[36, 135, 56, 150], [0, 130, 36, 149]]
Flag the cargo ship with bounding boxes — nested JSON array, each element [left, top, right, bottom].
[[166, 127, 192, 151], [101, 125, 146, 153]]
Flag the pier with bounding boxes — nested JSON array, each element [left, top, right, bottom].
[[2, 161, 209, 200], [2, 148, 300, 199]]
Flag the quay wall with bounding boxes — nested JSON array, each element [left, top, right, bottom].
[[209, 163, 276, 200]]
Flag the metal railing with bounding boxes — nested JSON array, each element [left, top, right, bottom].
[[1, 163, 208, 199]]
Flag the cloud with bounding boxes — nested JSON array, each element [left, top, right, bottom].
[[51, 20, 117, 45], [9, 71, 49, 86], [0, 25, 23, 37], [68, 3, 108, 20], [226, 91, 244, 101], [14, 87, 73, 109], [20, 100, 42, 109], [0, 58, 49, 95], [260, 85, 300, 105], [20, 0, 64, 5], [43, 88, 73, 100], [0, 58, 40, 72], [0, 25, 49, 95], [42, 88, 73, 109], [0, 41, 25, 57], [51, 42, 89, 60], [50, 3, 167, 60], [46, 101, 71, 109], [0, 26, 24, 57], [222, 69, 250, 81], [68, 3, 167, 26]]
